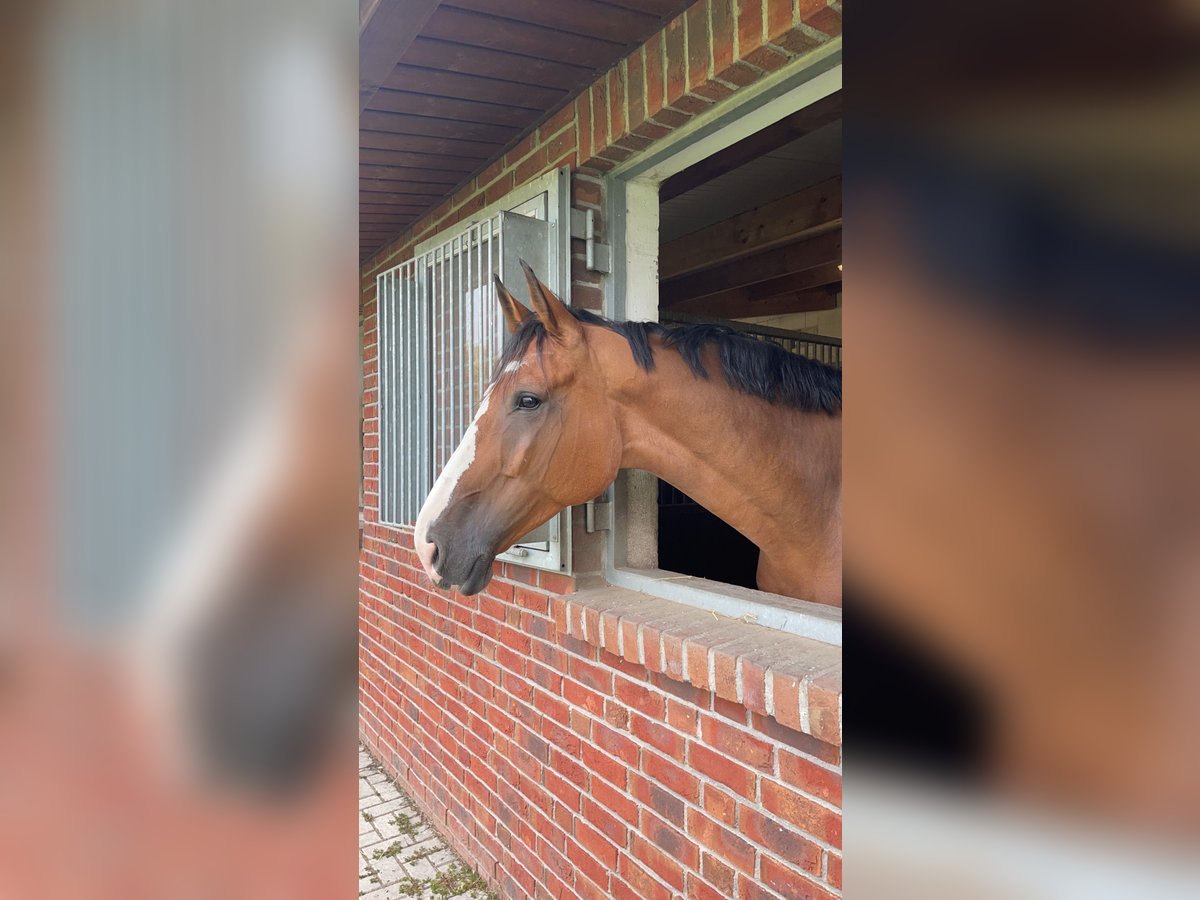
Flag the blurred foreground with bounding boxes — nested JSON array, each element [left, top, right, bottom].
[[847, 0, 1200, 895], [0, 2, 359, 898]]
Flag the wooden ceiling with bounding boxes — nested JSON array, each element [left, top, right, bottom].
[[360, 0, 696, 260]]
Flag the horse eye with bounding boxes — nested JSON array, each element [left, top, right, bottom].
[[516, 393, 541, 410]]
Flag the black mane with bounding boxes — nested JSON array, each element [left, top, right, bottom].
[[495, 307, 841, 414]]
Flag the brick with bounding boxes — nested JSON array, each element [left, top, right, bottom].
[[686, 2, 711, 90], [630, 833, 686, 890], [741, 805, 824, 872], [685, 806, 756, 876], [694, 79, 736, 102], [807, 670, 841, 746], [590, 78, 608, 154], [630, 713, 685, 759], [761, 780, 841, 848], [616, 680, 665, 720], [700, 715, 774, 772], [575, 93, 593, 165], [570, 656, 613, 694], [687, 873, 727, 900], [701, 783, 737, 827], [753, 712, 840, 766], [650, 106, 691, 129], [620, 619, 642, 665], [772, 26, 824, 57], [713, 694, 748, 725], [594, 721, 640, 767], [608, 65, 626, 143], [644, 31, 665, 118], [591, 776, 638, 825], [689, 742, 755, 798], [739, 656, 769, 715], [544, 125, 576, 167], [767, 0, 794, 42], [515, 144, 549, 184], [799, 0, 842, 37], [538, 101, 575, 141], [779, 750, 841, 807], [737, 0, 766, 58], [576, 819, 618, 868], [582, 794, 627, 844], [711, 645, 741, 703], [567, 833, 612, 890], [642, 750, 700, 803], [538, 570, 575, 595], [701, 851, 736, 896], [564, 678, 605, 716], [826, 851, 842, 889], [711, 0, 736, 74], [666, 698, 700, 735], [631, 772, 685, 822], [627, 47, 646, 131], [762, 855, 839, 900], [618, 852, 675, 900], [604, 697, 629, 730], [772, 670, 802, 731], [582, 741, 628, 789], [743, 43, 790, 71], [664, 14, 687, 105]]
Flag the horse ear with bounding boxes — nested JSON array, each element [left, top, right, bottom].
[[520, 260, 583, 346], [494, 274, 533, 334]]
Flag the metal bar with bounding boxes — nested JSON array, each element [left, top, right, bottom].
[[378, 273, 388, 523]]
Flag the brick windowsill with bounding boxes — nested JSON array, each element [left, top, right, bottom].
[[550, 584, 842, 747]]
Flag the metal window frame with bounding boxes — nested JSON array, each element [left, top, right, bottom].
[[377, 168, 572, 576]]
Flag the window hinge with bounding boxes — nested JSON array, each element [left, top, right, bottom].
[[570, 208, 611, 274], [585, 499, 613, 533]]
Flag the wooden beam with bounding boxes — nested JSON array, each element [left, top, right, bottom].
[[660, 177, 841, 280], [665, 265, 842, 312], [670, 285, 840, 319], [659, 230, 841, 307], [360, 0, 442, 113], [659, 91, 841, 202]]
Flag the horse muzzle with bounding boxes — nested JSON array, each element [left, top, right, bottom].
[[424, 528, 496, 596]]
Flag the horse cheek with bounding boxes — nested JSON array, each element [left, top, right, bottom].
[[499, 426, 535, 479]]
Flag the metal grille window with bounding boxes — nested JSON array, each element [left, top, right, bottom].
[[377, 177, 570, 574]]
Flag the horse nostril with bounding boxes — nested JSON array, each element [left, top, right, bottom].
[[430, 543, 440, 567]]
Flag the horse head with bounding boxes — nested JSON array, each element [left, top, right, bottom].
[[413, 263, 622, 595]]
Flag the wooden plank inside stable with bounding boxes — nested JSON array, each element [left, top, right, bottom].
[[660, 177, 842, 280], [382, 64, 564, 110], [664, 264, 842, 312], [359, 148, 481, 172], [360, 0, 443, 112], [360, 110, 516, 144], [368, 89, 542, 129], [659, 230, 842, 307], [403, 37, 592, 90], [670, 285, 840, 319], [423, 7, 624, 69], [659, 92, 842, 202], [447, 0, 661, 45]]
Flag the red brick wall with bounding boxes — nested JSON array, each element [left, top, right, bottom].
[[360, 3, 843, 898], [361, 534, 843, 900]]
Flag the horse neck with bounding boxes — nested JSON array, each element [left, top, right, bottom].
[[607, 343, 841, 569]]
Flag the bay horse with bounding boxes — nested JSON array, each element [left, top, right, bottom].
[[414, 262, 842, 606]]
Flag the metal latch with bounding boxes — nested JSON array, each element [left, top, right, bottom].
[[570, 208, 611, 274], [585, 499, 612, 533]]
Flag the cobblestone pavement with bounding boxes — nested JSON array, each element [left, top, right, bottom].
[[360, 747, 496, 900]]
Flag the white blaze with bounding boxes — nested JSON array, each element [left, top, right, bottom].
[[414, 389, 491, 582]]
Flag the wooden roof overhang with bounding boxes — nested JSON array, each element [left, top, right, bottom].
[[359, 0, 696, 260]]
